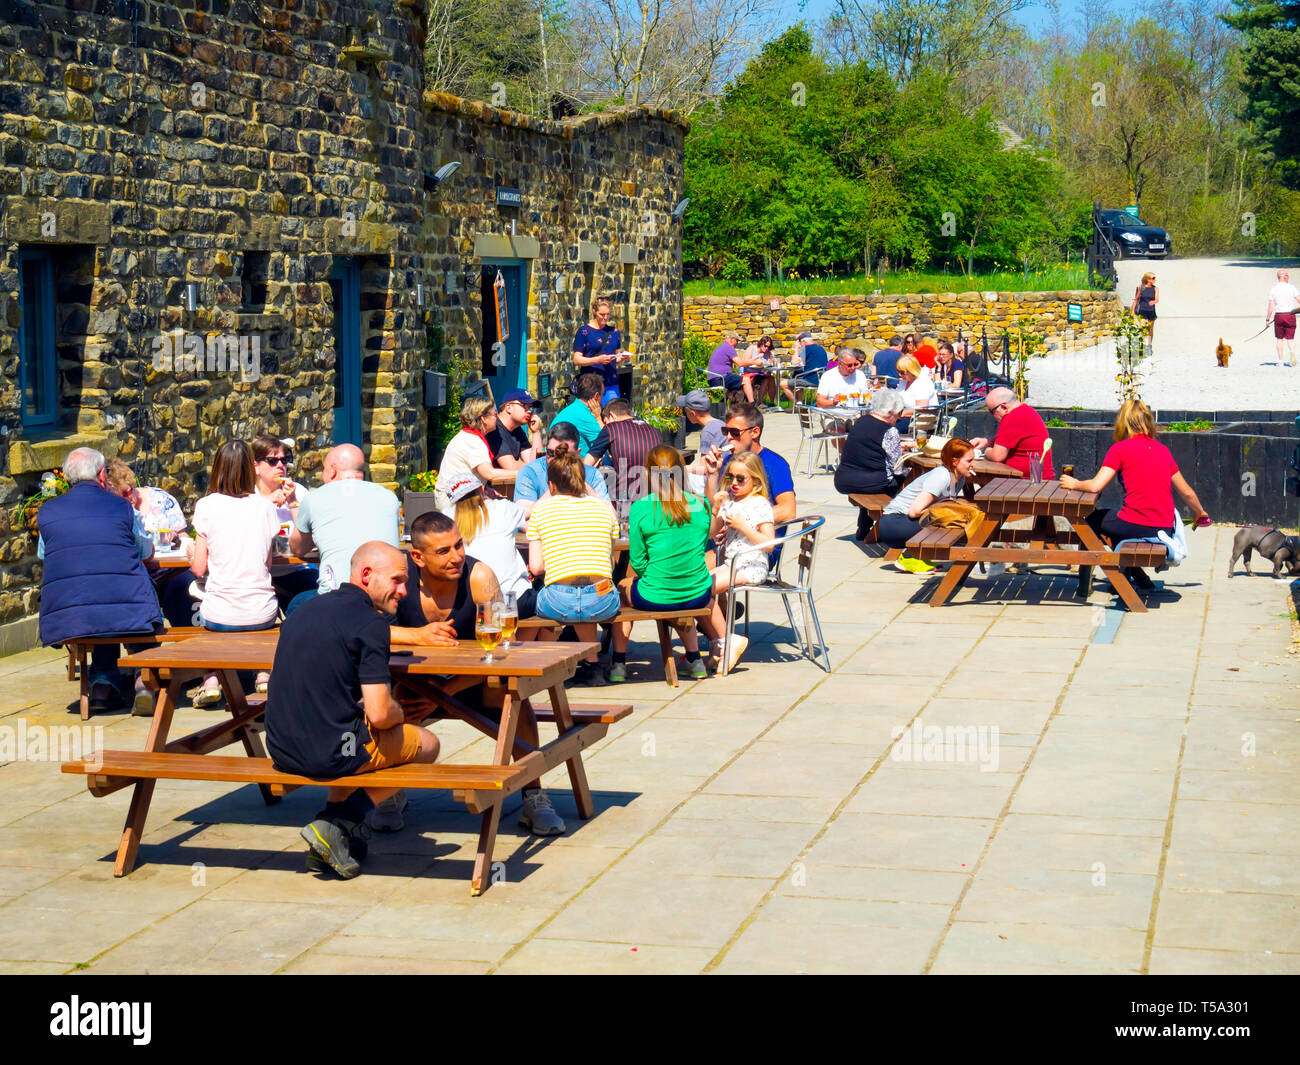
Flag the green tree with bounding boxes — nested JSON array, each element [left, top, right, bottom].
[[1223, 0, 1300, 187]]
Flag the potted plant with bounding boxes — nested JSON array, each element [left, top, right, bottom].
[[21, 468, 70, 535], [639, 405, 685, 449], [403, 470, 439, 532]]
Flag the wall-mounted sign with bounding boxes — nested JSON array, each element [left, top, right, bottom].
[[496, 186, 522, 207], [1066, 302, 1083, 323], [1124, 205, 1139, 217]]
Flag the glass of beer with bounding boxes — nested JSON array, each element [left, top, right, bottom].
[[499, 592, 519, 649], [476, 600, 503, 663]]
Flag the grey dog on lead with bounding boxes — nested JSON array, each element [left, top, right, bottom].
[[1228, 526, 1300, 578]]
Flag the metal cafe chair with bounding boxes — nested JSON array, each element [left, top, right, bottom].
[[722, 514, 831, 674]]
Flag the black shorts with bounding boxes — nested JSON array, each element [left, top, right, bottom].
[[1275, 312, 1296, 340], [1136, 306, 1156, 322]]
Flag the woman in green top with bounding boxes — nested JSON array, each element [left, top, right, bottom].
[[609, 445, 713, 682]]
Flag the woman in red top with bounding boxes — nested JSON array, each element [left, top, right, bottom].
[[1061, 399, 1209, 597]]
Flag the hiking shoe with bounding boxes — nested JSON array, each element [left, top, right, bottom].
[[306, 820, 369, 871], [366, 791, 408, 833], [300, 818, 361, 879], [720, 634, 749, 676], [88, 683, 120, 714], [518, 788, 566, 836], [683, 657, 708, 680], [192, 683, 223, 708], [131, 688, 156, 717], [607, 661, 627, 683]]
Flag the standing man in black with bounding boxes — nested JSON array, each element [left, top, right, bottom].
[[266, 541, 440, 879]]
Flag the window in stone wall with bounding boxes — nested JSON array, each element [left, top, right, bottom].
[[17, 248, 56, 428], [240, 250, 270, 313]]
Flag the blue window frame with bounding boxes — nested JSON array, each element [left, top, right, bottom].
[[18, 249, 57, 428], [329, 257, 362, 447]]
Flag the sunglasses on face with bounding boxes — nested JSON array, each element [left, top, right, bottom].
[[261, 456, 288, 467], [724, 474, 750, 485], [721, 425, 752, 438]]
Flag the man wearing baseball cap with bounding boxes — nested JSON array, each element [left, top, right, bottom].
[[489, 388, 545, 470], [676, 389, 725, 456]]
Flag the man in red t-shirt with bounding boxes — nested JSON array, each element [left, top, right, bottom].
[[969, 387, 1053, 478]]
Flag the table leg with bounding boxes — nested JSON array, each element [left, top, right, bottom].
[[1073, 520, 1147, 613], [470, 688, 522, 896], [216, 670, 279, 806], [114, 672, 181, 876], [928, 517, 1001, 607], [547, 682, 595, 819]]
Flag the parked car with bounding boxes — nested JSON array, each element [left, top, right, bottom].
[[1096, 209, 1171, 259]]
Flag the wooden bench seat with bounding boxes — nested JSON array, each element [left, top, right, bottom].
[[59, 627, 207, 719], [849, 492, 900, 559], [517, 606, 711, 687], [906, 525, 966, 561], [63, 751, 530, 816], [530, 702, 634, 725], [906, 527, 1169, 570]]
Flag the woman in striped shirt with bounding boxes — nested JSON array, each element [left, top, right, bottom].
[[527, 449, 620, 686]]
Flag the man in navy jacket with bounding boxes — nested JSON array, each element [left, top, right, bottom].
[[38, 448, 162, 713]]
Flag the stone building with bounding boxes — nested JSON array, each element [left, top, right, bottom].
[[0, 1, 687, 652]]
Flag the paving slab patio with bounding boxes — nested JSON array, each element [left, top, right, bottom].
[[0, 416, 1297, 973]]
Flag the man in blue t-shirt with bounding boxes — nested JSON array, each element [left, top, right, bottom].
[[873, 334, 903, 384], [514, 421, 612, 517], [703, 402, 795, 524], [781, 332, 831, 405]]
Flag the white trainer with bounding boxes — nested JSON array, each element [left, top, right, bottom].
[[518, 788, 566, 835]]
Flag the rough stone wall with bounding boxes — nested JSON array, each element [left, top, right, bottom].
[[0, 4, 686, 643], [684, 290, 1122, 351], [421, 94, 686, 421]]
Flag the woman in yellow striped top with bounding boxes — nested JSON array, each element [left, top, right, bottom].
[[527, 449, 620, 685]]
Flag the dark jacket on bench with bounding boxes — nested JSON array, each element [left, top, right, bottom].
[[38, 481, 162, 646]]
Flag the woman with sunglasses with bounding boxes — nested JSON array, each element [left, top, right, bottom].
[[705, 452, 774, 674], [251, 434, 318, 613]]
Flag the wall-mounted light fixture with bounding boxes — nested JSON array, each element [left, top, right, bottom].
[[671, 198, 690, 221], [424, 160, 462, 192], [183, 281, 199, 312], [416, 282, 425, 307]]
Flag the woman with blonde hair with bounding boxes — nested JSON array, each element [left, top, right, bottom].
[[572, 294, 627, 405], [896, 353, 937, 433], [1062, 399, 1209, 597], [608, 446, 713, 682], [440, 474, 536, 621], [1132, 271, 1159, 346], [434, 395, 499, 508]]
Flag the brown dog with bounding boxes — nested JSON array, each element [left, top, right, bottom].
[[1216, 337, 1232, 367]]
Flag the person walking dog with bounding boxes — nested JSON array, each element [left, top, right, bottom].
[[1266, 268, 1300, 368]]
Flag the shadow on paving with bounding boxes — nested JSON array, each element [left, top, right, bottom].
[[94, 786, 643, 884], [902, 571, 1192, 610]]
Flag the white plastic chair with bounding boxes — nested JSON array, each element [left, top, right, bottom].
[[723, 514, 831, 674]]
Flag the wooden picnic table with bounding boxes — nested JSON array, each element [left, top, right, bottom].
[[68, 632, 613, 895], [909, 477, 1162, 612], [486, 467, 517, 500]]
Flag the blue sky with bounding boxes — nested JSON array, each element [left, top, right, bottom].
[[782, 0, 1083, 39]]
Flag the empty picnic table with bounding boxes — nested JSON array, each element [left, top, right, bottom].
[[62, 632, 626, 895], [907, 477, 1163, 612]]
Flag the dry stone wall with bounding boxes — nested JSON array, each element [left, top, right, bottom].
[[684, 290, 1122, 351]]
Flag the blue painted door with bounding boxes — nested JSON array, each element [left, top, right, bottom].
[[330, 257, 362, 446], [480, 261, 526, 397]]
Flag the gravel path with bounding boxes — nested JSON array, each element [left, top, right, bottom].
[[1028, 257, 1300, 411]]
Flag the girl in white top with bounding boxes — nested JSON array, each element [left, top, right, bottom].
[[441, 475, 535, 621], [188, 440, 280, 705], [711, 452, 776, 589], [435, 396, 499, 509]]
